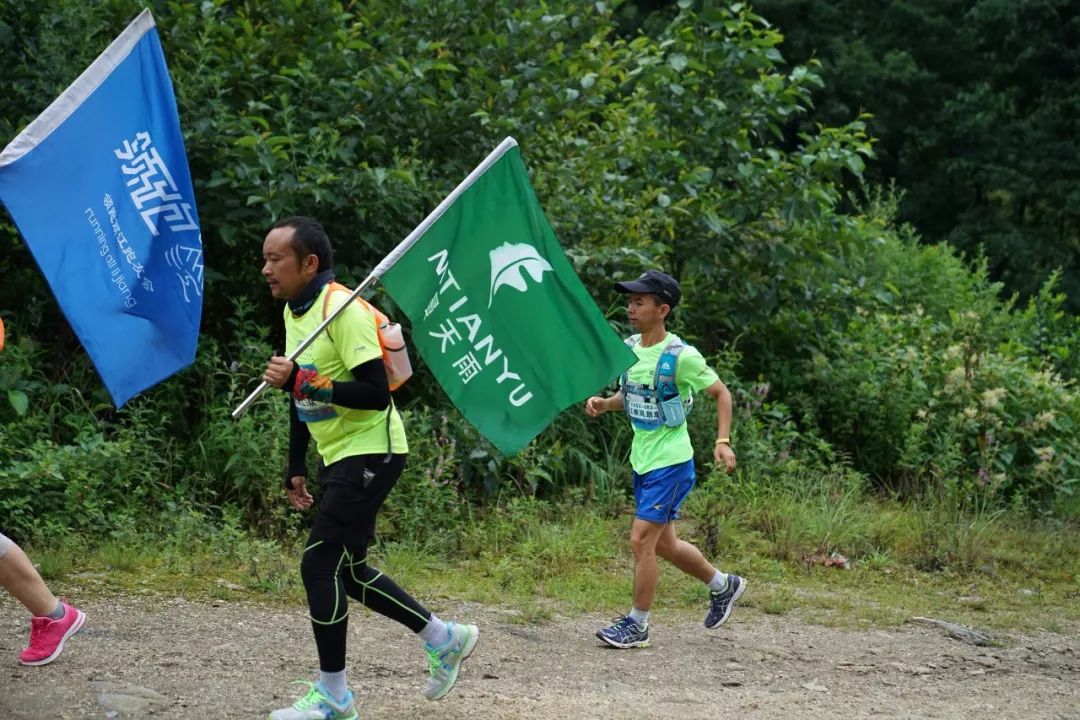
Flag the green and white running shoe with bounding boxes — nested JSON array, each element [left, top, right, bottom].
[[268, 681, 358, 720], [423, 621, 479, 701]]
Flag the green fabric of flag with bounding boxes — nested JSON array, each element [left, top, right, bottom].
[[381, 143, 635, 454]]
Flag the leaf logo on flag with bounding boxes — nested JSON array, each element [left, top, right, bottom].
[[382, 140, 637, 455], [488, 242, 553, 307]]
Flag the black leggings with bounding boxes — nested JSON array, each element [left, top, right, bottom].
[[301, 453, 431, 672]]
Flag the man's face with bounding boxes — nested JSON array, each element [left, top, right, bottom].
[[262, 226, 316, 300], [626, 292, 669, 330]]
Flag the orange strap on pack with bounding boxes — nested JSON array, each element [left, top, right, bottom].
[[0, 316, 5, 352], [321, 282, 412, 391], [322, 281, 387, 339]]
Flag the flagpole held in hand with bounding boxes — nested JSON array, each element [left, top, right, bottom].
[[231, 137, 519, 419]]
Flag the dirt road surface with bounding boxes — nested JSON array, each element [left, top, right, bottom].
[[2, 594, 1077, 719]]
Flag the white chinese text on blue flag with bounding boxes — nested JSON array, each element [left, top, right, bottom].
[[0, 9, 203, 406]]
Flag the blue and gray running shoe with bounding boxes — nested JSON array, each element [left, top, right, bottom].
[[596, 616, 650, 648], [705, 575, 746, 629]]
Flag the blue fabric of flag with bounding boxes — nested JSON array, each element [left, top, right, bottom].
[[0, 10, 202, 407]]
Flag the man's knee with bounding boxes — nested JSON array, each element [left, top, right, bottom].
[[300, 541, 340, 586], [629, 527, 661, 558], [341, 548, 378, 586], [300, 542, 350, 623]]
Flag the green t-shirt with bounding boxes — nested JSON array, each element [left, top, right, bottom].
[[623, 333, 718, 474], [284, 285, 408, 465]]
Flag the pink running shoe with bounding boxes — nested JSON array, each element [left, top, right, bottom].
[[18, 602, 86, 666]]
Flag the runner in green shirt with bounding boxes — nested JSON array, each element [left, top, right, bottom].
[[585, 270, 746, 648], [260, 217, 477, 719]]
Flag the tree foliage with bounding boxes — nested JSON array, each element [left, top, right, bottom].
[[0, 0, 1076, 541], [751, 0, 1080, 307]]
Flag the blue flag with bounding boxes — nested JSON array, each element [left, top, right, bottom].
[[0, 10, 202, 407]]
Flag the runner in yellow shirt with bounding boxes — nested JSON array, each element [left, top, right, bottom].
[[585, 270, 745, 648], [260, 217, 478, 719]]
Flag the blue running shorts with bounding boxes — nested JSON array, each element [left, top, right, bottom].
[[632, 459, 696, 524]]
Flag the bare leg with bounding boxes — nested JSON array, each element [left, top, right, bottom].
[[629, 519, 667, 612], [655, 521, 717, 583], [0, 542, 57, 617]]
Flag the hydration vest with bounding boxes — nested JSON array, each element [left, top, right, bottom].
[[620, 334, 694, 431]]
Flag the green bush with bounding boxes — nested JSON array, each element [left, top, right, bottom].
[[0, 430, 172, 541], [800, 305, 1080, 506], [699, 186, 1080, 510], [378, 408, 469, 548], [0, 0, 1077, 536]]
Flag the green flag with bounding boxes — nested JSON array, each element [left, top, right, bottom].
[[380, 138, 635, 454]]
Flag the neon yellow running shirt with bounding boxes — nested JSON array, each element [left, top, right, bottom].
[[284, 285, 408, 464], [623, 333, 718, 474]]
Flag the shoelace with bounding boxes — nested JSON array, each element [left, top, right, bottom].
[[427, 646, 448, 676], [288, 681, 324, 709], [427, 631, 464, 676], [27, 617, 51, 644], [607, 616, 640, 636]]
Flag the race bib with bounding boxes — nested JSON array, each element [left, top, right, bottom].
[[625, 392, 659, 422]]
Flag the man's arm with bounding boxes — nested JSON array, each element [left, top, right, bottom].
[[320, 359, 390, 410], [264, 355, 390, 510], [704, 379, 736, 473], [264, 356, 390, 410], [585, 389, 624, 417], [286, 400, 310, 482], [284, 400, 313, 509]]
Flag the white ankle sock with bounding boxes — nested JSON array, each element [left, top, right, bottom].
[[708, 571, 729, 592], [628, 607, 650, 628], [418, 614, 450, 647], [319, 669, 348, 703]]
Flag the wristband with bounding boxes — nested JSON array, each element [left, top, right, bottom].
[[715, 437, 731, 446]]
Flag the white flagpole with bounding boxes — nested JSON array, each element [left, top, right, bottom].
[[231, 136, 519, 418]]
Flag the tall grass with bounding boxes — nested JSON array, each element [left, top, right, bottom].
[[22, 469, 1078, 634]]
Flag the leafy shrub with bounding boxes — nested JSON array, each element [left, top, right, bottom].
[[0, 0, 1076, 531], [379, 408, 469, 549], [0, 430, 171, 541], [801, 304, 1080, 507]]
